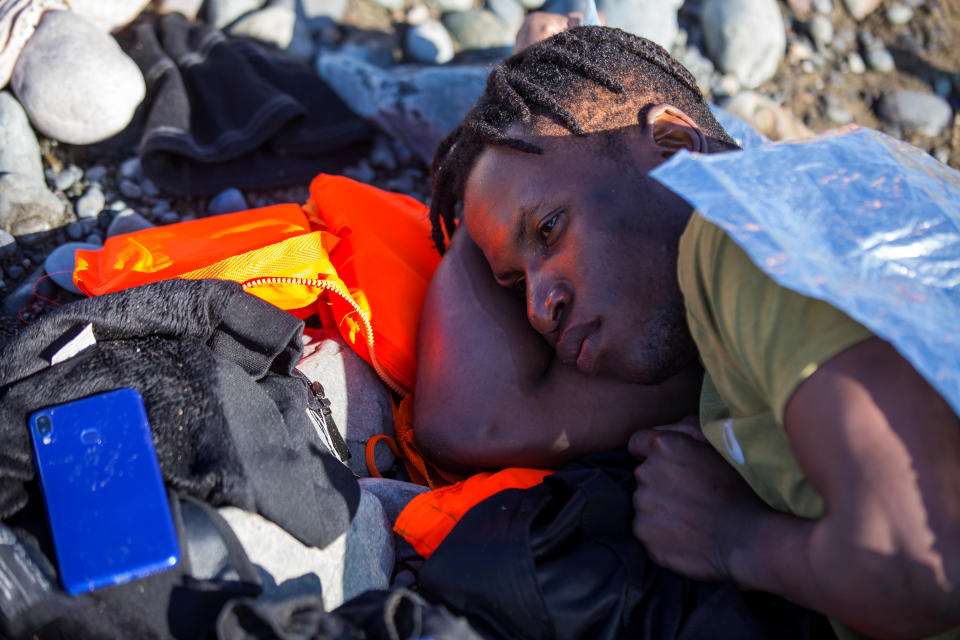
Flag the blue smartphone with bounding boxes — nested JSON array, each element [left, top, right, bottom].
[[28, 388, 179, 595]]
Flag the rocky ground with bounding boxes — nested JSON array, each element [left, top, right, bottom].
[[0, 0, 957, 345]]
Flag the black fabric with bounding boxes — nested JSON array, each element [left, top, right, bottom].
[[114, 12, 372, 196], [216, 588, 484, 640], [417, 450, 835, 640], [0, 278, 360, 549], [1, 491, 262, 640]]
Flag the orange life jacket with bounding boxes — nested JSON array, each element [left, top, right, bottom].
[[73, 174, 439, 396]]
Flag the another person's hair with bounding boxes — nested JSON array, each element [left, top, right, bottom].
[[428, 25, 734, 253]]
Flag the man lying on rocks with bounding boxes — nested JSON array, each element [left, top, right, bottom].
[[415, 23, 960, 640]]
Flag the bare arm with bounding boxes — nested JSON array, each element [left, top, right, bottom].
[[415, 230, 700, 472], [730, 337, 960, 637], [631, 337, 960, 638]]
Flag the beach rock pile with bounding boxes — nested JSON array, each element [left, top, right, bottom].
[[0, 0, 957, 340]]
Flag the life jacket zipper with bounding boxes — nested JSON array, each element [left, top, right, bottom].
[[241, 276, 407, 396]]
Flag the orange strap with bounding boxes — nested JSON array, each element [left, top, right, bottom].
[[394, 467, 551, 559]]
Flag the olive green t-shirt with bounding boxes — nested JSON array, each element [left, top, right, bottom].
[[677, 212, 873, 519], [676, 213, 960, 640]]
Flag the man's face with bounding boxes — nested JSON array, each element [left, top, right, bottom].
[[463, 130, 697, 384]]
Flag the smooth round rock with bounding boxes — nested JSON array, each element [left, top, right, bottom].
[[405, 19, 455, 64], [0, 173, 68, 239], [864, 44, 895, 73], [487, 0, 526, 34], [120, 157, 142, 180], [812, 0, 832, 12], [76, 186, 106, 219], [159, 211, 180, 225], [84, 165, 108, 184], [599, 0, 683, 50], [152, 0, 205, 19], [809, 14, 833, 49], [885, 3, 913, 24], [847, 51, 866, 73], [54, 165, 83, 192], [44, 242, 101, 294], [877, 90, 953, 137], [228, 5, 315, 61], [107, 209, 154, 238], [140, 178, 159, 198], [66, 0, 150, 31], [433, 0, 474, 13], [842, 0, 880, 20], [208, 188, 248, 215], [119, 180, 143, 200], [442, 10, 514, 51], [0, 92, 43, 185], [720, 91, 814, 141], [10, 10, 146, 145], [702, 0, 786, 89]]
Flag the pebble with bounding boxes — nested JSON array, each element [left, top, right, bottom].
[[518, 0, 546, 9], [76, 186, 106, 219], [316, 54, 488, 166], [0, 231, 15, 259], [81, 218, 99, 235], [66, 0, 151, 32], [141, 178, 159, 198], [54, 165, 84, 192], [809, 14, 834, 50], [487, 0, 526, 35], [10, 10, 146, 145], [701, 0, 786, 89], [934, 76, 952, 99], [119, 180, 143, 200], [107, 209, 154, 238], [120, 157, 142, 181], [405, 20, 455, 65], [44, 242, 101, 294], [0, 173, 68, 239], [343, 161, 376, 185], [152, 199, 172, 215], [825, 96, 854, 123], [600, 0, 683, 51], [433, 0, 473, 13], [208, 188, 248, 215], [207, 0, 266, 29], [110, 199, 128, 212], [812, 0, 832, 12], [864, 44, 895, 73], [842, 0, 880, 20], [787, 0, 811, 15], [934, 148, 949, 164], [159, 211, 180, 225], [885, 3, 913, 24], [847, 51, 866, 74], [7, 265, 25, 281], [85, 233, 103, 246], [877, 89, 953, 137], [0, 92, 44, 185], [84, 165, 108, 184], [228, 5, 314, 62], [442, 10, 515, 51], [788, 40, 814, 64], [66, 222, 84, 240]]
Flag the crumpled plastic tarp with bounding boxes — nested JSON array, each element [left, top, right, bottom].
[[652, 123, 960, 415]]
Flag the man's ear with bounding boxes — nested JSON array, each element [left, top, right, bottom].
[[643, 104, 707, 157]]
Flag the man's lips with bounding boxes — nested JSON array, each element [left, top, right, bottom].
[[556, 319, 601, 366]]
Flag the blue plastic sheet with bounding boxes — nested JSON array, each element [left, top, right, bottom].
[[651, 124, 960, 415]]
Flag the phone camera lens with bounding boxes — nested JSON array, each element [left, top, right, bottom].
[[36, 415, 51, 435]]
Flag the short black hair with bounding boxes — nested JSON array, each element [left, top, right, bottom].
[[428, 25, 734, 253]]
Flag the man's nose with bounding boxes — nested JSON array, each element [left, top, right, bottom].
[[528, 280, 572, 337]]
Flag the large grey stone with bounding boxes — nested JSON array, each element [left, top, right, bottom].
[[44, 242, 100, 294], [66, 0, 150, 31], [486, 0, 526, 35], [219, 489, 392, 610], [405, 19, 455, 64], [0, 92, 42, 184], [877, 90, 953, 137], [702, 0, 786, 89], [600, 0, 682, 50], [296, 330, 396, 477], [0, 173, 67, 238], [208, 188, 248, 215], [228, 4, 314, 61], [207, 0, 267, 29], [443, 10, 514, 50], [11, 10, 145, 145], [317, 53, 488, 165]]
